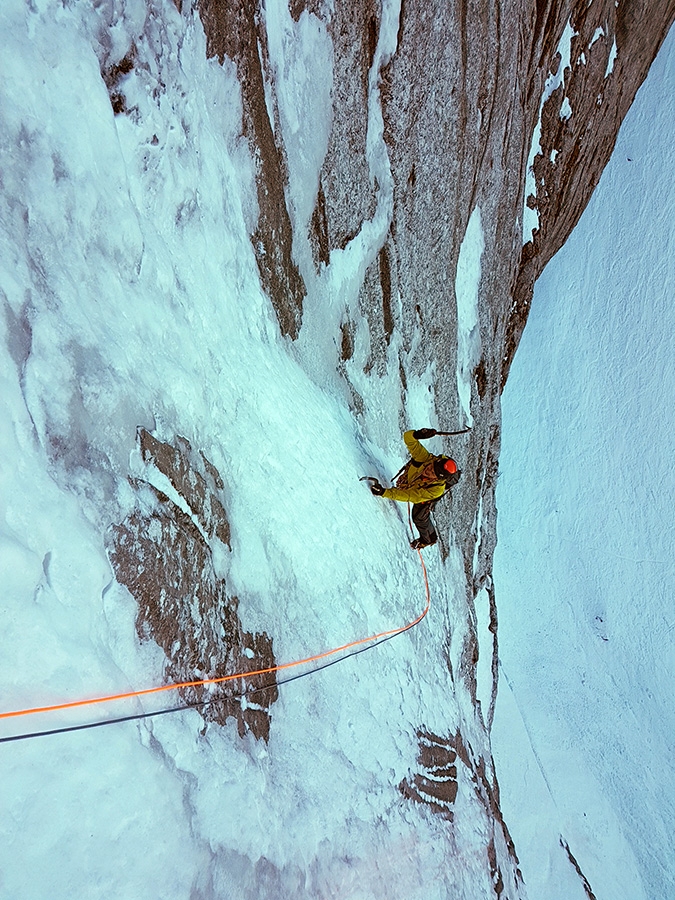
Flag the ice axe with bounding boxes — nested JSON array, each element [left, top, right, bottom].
[[359, 475, 386, 495], [422, 427, 472, 437]]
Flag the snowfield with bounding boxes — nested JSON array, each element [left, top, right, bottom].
[[493, 23, 675, 900]]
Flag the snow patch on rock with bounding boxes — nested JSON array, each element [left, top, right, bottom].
[[455, 206, 484, 427]]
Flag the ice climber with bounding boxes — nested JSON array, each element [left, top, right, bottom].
[[369, 428, 461, 550]]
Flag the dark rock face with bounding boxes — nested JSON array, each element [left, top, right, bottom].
[[107, 428, 278, 741], [399, 729, 460, 821], [309, 0, 379, 259], [507, 0, 675, 383], [101, 51, 135, 115]]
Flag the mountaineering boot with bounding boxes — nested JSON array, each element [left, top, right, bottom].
[[410, 536, 437, 551]]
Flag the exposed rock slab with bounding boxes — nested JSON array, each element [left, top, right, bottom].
[[107, 428, 278, 741], [400, 727, 522, 894]]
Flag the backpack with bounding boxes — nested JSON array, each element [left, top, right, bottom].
[[395, 457, 460, 490]]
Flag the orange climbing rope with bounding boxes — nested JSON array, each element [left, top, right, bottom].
[[0, 550, 431, 725]]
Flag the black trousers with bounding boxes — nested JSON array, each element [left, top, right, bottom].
[[411, 501, 438, 546]]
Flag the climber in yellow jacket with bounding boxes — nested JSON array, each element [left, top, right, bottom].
[[370, 428, 461, 550]]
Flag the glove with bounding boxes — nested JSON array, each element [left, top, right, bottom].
[[412, 428, 437, 439], [370, 481, 385, 496]]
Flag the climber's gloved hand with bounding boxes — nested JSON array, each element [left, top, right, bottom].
[[412, 428, 437, 439], [370, 481, 385, 496]]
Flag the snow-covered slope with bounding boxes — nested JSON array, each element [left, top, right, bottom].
[[493, 26, 675, 900], [0, 0, 672, 897]]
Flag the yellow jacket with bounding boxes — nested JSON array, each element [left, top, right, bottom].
[[383, 431, 448, 504]]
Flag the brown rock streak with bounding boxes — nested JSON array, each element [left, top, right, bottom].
[[197, 0, 306, 339]]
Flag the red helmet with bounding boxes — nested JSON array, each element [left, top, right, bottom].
[[443, 458, 458, 475]]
